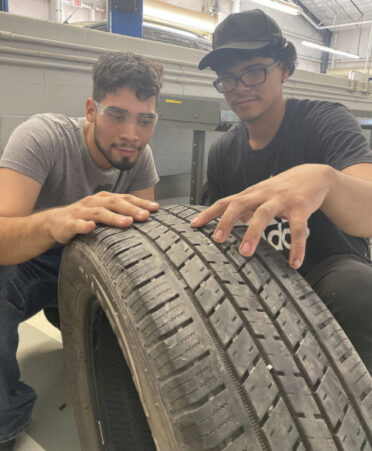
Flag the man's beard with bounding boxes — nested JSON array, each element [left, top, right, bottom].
[[94, 123, 141, 171]]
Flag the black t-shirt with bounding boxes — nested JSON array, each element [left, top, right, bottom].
[[207, 98, 372, 275]]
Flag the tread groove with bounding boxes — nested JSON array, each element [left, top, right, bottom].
[[157, 318, 194, 342], [172, 384, 226, 417], [132, 270, 166, 290], [157, 350, 211, 383], [140, 213, 271, 450]]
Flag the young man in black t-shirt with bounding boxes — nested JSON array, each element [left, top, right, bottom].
[[191, 9, 372, 373]]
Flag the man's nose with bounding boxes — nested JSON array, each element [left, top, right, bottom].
[[119, 118, 139, 141]]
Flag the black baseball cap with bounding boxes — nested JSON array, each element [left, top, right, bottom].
[[199, 9, 283, 70]]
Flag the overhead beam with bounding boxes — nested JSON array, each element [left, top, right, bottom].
[[297, 0, 332, 73]]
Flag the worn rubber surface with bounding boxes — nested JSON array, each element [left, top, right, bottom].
[[59, 205, 372, 451]]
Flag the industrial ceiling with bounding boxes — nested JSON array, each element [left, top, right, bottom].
[[298, 0, 372, 26], [80, 0, 372, 29]]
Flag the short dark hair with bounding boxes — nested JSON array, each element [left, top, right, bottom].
[[92, 51, 164, 102], [212, 35, 297, 76]]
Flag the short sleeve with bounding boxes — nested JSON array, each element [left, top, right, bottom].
[[314, 103, 372, 170], [0, 115, 57, 184], [125, 144, 159, 192]]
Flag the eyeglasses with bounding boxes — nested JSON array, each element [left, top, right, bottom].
[[213, 60, 281, 94], [94, 101, 159, 129]]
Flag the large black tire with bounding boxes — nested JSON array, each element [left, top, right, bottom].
[[59, 205, 372, 451]]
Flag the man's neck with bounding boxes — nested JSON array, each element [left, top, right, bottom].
[[244, 96, 287, 150]]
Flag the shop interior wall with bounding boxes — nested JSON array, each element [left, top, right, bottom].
[[7, 0, 372, 76], [0, 24, 223, 205], [9, 0, 52, 19], [0, 68, 223, 203], [330, 25, 372, 74], [3, 1, 372, 200]]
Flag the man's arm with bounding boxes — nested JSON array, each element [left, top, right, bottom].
[[191, 163, 372, 270], [322, 163, 372, 235], [0, 169, 158, 265]]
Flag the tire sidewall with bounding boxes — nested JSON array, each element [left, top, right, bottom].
[[59, 241, 180, 451]]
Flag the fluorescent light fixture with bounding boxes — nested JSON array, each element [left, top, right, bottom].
[[302, 40, 360, 59], [143, 5, 215, 33], [250, 0, 302, 15]]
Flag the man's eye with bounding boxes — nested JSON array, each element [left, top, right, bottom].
[[248, 69, 262, 77], [108, 112, 125, 122], [139, 118, 154, 127]]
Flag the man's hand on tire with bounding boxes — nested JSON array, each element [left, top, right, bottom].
[[46, 191, 159, 244], [191, 164, 333, 269]]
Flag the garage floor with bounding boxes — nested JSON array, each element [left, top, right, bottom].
[[16, 313, 81, 451]]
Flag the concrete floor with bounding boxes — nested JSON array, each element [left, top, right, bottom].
[[16, 312, 80, 451]]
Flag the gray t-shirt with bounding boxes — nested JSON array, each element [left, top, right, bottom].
[[0, 113, 159, 211]]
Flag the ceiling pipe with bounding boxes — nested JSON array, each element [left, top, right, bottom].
[[301, 10, 372, 30], [365, 25, 372, 74], [332, 0, 357, 24], [349, 0, 363, 17]]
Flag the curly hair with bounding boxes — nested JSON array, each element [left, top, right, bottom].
[[93, 51, 164, 102], [211, 35, 297, 76]]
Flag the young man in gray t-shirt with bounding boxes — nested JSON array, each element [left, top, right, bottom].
[[0, 51, 162, 448]]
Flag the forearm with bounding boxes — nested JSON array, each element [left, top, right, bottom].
[[0, 210, 55, 265], [321, 167, 372, 237]]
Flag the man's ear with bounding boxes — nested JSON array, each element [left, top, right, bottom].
[[281, 63, 290, 83], [86, 98, 95, 122]]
